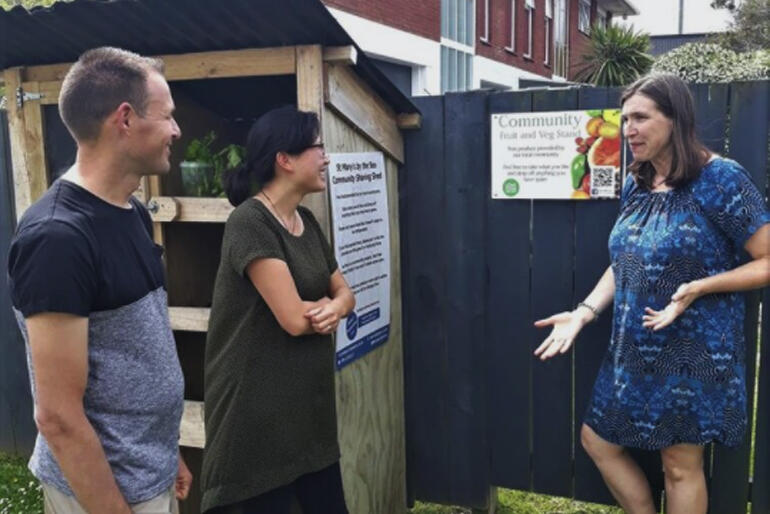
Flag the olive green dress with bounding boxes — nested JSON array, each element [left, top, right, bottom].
[[200, 200, 340, 512]]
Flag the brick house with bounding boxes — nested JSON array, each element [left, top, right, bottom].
[[323, 0, 638, 95]]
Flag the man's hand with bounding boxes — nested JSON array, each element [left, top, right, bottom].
[[175, 453, 193, 500]]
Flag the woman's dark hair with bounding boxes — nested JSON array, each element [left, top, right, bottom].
[[224, 106, 320, 206], [621, 73, 710, 190]]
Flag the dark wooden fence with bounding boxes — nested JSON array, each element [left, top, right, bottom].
[[400, 81, 770, 512], [0, 110, 36, 457]]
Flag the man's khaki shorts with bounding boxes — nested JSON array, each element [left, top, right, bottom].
[[42, 484, 179, 514]]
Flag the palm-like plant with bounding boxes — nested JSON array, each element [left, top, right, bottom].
[[574, 24, 654, 87]]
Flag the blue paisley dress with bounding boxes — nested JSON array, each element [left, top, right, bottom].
[[584, 158, 770, 450]]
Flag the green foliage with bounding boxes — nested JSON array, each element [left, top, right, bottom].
[[0, 453, 42, 514], [182, 131, 245, 197], [0, 0, 60, 10], [573, 24, 654, 87], [409, 489, 621, 513], [710, 0, 770, 53], [652, 42, 769, 83]]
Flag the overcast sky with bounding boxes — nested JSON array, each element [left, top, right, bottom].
[[617, 0, 735, 35]]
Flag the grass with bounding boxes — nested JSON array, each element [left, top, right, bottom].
[[408, 489, 621, 514], [0, 450, 620, 514], [0, 453, 42, 514]]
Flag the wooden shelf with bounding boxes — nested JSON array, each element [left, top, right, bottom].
[[180, 400, 205, 449], [148, 197, 234, 223], [169, 307, 210, 332]]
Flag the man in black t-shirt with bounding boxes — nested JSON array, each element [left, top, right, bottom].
[[7, 47, 190, 513]]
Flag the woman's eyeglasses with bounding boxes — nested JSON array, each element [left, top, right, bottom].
[[305, 142, 326, 153]]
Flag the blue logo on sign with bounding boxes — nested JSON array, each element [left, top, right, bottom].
[[346, 312, 358, 340]]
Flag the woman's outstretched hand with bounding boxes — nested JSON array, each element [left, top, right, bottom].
[[642, 281, 702, 331], [533, 311, 590, 360]]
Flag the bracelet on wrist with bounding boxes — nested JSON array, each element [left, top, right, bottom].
[[577, 301, 599, 322]]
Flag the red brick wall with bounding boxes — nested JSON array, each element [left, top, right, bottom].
[[567, 0, 595, 80], [474, 0, 552, 79], [322, 0, 441, 41]]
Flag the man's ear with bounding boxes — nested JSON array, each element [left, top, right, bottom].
[[114, 102, 134, 132]]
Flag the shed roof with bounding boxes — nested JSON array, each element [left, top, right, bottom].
[[0, 0, 418, 114]]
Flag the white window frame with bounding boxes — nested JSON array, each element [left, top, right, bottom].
[[505, 0, 516, 52], [578, 0, 591, 35], [524, 0, 534, 59], [480, 0, 490, 43]]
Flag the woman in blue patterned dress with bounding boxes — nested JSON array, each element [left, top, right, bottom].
[[534, 73, 770, 514]]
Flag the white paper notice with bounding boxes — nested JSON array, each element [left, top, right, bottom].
[[328, 152, 391, 369], [491, 109, 622, 200]]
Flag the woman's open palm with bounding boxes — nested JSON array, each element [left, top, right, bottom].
[[533, 312, 585, 360]]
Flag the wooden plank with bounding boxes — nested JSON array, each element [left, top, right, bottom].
[[179, 400, 205, 449], [572, 86, 620, 507], [323, 45, 358, 66], [169, 307, 210, 332], [711, 80, 769, 514], [5, 68, 37, 219], [401, 96, 451, 505], [530, 88, 577, 498], [690, 83, 729, 155], [296, 45, 331, 238], [322, 109, 406, 512], [0, 109, 37, 457], [325, 63, 405, 164], [397, 113, 422, 130], [21, 82, 50, 207], [753, 284, 770, 513], [148, 197, 234, 223], [485, 89, 533, 491], [442, 91, 490, 508], [24, 47, 297, 83]]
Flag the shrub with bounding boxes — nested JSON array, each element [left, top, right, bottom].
[[652, 42, 769, 83]]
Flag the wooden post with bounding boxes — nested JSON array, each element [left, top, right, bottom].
[[295, 45, 331, 237], [4, 68, 49, 219]]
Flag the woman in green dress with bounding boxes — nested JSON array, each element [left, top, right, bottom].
[[200, 106, 355, 514]]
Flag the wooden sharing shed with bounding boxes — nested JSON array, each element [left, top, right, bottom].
[[1, 0, 420, 512]]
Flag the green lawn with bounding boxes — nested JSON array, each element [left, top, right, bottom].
[[0, 451, 621, 514], [409, 489, 621, 514], [0, 453, 42, 514]]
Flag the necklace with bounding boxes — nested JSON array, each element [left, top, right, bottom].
[[260, 190, 297, 234], [651, 176, 668, 189]]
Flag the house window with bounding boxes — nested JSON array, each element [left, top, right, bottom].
[[506, 0, 516, 52], [553, 0, 568, 77], [524, 0, 534, 58], [480, 0, 490, 42], [578, 0, 591, 34], [442, 0, 475, 46], [596, 7, 607, 29], [441, 0, 475, 92], [544, 0, 552, 65], [441, 46, 474, 93]]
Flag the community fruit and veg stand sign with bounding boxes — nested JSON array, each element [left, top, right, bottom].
[[491, 109, 622, 200]]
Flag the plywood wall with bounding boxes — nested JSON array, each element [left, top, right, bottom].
[[324, 107, 407, 514]]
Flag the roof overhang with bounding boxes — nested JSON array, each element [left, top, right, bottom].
[[0, 0, 418, 114], [597, 0, 639, 16]]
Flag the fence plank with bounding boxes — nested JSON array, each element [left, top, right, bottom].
[[710, 80, 769, 514], [754, 283, 770, 513], [690, 83, 729, 155], [442, 91, 491, 508], [749, 82, 770, 514], [401, 96, 451, 505], [0, 112, 36, 457], [529, 88, 578, 498], [572, 87, 621, 506], [486, 90, 534, 490]]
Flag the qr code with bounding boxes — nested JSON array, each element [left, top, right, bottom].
[[590, 166, 620, 198]]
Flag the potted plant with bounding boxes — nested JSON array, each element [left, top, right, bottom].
[[180, 131, 245, 197]]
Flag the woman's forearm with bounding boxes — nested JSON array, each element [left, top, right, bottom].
[[329, 287, 355, 318], [693, 256, 770, 296], [576, 266, 616, 324]]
